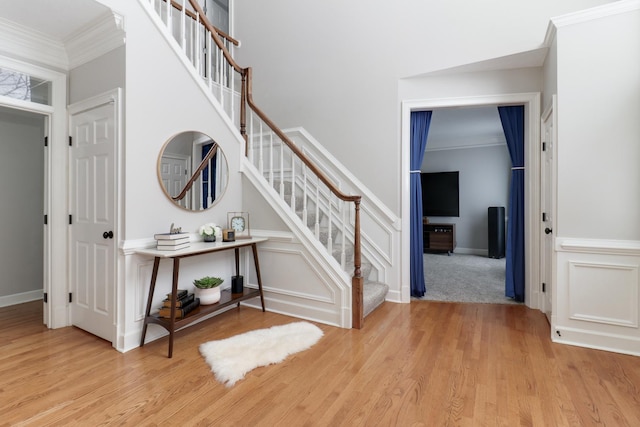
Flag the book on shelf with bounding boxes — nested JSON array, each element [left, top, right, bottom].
[[156, 237, 190, 246], [156, 241, 190, 251], [162, 292, 195, 308], [166, 289, 188, 300], [154, 232, 189, 240], [158, 298, 200, 319]]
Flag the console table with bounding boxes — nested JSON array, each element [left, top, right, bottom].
[[136, 237, 267, 358]]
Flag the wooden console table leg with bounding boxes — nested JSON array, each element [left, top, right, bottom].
[[167, 257, 180, 358], [252, 243, 266, 312], [140, 257, 160, 347]]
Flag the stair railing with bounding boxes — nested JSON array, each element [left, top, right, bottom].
[[144, 0, 365, 328]]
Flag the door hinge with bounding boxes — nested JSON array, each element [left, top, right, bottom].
[[43, 292, 48, 303], [44, 136, 48, 147], [542, 212, 547, 222], [542, 282, 546, 292], [542, 142, 546, 151], [69, 214, 73, 225], [69, 293, 73, 303], [69, 136, 73, 147]]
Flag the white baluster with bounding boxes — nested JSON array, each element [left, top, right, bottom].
[[195, 12, 201, 74], [206, 30, 212, 88], [248, 112, 254, 165], [180, 0, 186, 52], [290, 152, 296, 212], [165, 0, 171, 31], [268, 132, 274, 187], [327, 192, 333, 254], [279, 142, 285, 198], [302, 164, 308, 227], [314, 176, 320, 238], [219, 53, 224, 105], [258, 121, 264, 176], [229, 61, 235, 124], [340, 201, 346, 269]]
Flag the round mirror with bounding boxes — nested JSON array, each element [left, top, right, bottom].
[[158, 131, 229, 211]]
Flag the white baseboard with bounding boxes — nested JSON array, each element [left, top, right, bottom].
[[0, 290, 43, 308]]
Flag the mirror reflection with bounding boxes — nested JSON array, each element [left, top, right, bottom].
[[158, 131, 228, 211]]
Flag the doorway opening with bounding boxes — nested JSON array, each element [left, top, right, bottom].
[[401, 93, 542, 309], [0, 106, 47, 319]]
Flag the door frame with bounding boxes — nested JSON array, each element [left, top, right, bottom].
[[68, 88, 123, 344], [0, 55, 66, 327], [540, 95, 557, 322], [400, 93, 542, 308]]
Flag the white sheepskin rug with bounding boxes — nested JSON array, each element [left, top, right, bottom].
[[199, 321, 323, 387]]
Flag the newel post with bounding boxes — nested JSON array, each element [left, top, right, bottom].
[[352, 199, 363, 329]]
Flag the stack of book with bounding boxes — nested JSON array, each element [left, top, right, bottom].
[[158, 289, 200, 319], [154, 232, 190, 251]]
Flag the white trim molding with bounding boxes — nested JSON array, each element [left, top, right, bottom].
[[401, 93, 541, 306], [554, 237, 640, 356]]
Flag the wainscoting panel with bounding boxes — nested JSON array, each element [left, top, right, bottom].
[[555, 238, 640, 356], [568, 261, 638, 327]]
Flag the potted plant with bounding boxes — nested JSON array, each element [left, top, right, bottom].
[[199, 223, 222, 242], [193, 276, 224, 305]]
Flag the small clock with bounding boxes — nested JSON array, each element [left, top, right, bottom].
[[227, 212, 250, 239]]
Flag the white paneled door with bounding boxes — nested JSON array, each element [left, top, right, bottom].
[[69, 100, 117, 343]]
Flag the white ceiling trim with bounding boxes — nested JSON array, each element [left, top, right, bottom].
[[65, 11, 126, 69], [0, 17, 68, 70]]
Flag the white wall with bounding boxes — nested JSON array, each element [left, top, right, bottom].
[[422, 145, 510, 252], [556, 8, 640, 241], [0, 108, 44, 304], [551, 3, 640, 356], [233, 0, 614, 215], [69, 45, 125, 104]]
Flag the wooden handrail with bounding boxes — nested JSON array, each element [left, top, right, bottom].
[[165, 0, 239, 47], [172, 143, 219, 202]]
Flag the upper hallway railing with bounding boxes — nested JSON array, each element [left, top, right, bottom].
[[144, 0, 365, 328]]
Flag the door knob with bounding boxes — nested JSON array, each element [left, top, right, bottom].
[[103, 231, 114, 239], [544, 227, 553, 235]]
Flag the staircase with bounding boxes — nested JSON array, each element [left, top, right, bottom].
[[140, 0, 391, 326], [270, 178, 389, 318]]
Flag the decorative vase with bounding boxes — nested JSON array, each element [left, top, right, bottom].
[[196, 286, 221, 305], [203, 234, 216, 242]]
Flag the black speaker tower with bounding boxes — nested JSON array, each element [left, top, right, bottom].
[[488, 206, 505, 259]]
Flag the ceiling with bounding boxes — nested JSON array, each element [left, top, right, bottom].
[[427, 106, 506, 151], [0, 0, 110, 41]]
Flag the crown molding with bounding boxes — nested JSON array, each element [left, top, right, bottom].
[[65, 11, 126, 70], [551, 0, 640, 30], [0, 17, 68, 70]]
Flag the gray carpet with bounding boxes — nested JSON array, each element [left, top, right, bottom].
[[415, 253, 520, 304]]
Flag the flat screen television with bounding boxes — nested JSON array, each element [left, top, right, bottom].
[[421, 171, 459, 217]]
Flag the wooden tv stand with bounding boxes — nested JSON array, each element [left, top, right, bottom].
[[423, 221, 455, 255]]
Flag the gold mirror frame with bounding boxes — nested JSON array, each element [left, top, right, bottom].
[[157, 131, 229, 211]]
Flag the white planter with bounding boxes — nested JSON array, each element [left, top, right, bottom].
[[196, 287, 221, 305]]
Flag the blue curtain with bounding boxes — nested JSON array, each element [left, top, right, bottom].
[[410, 111, 432, 297], [498, 106, 525, 302]]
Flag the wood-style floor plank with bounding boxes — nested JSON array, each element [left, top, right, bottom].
[[1, 300, 639, 426]]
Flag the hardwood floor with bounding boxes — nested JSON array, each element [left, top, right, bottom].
[[2, 301, 639, 426]]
